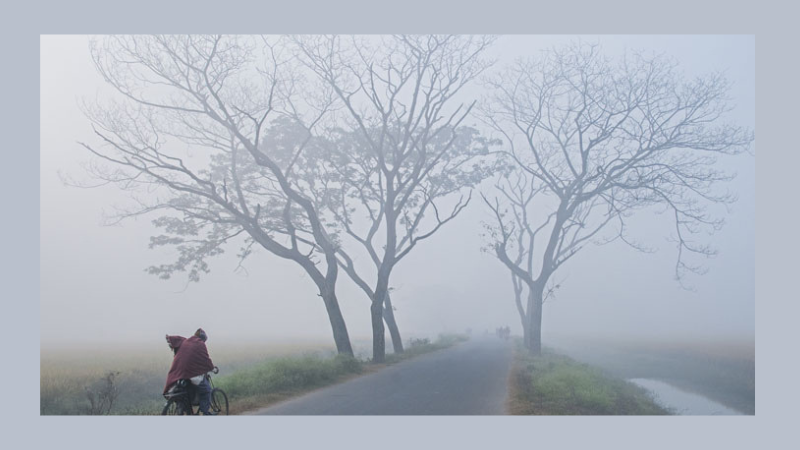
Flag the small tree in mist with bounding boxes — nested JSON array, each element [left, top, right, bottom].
[[84, 370, 120, 415], [79, 35, 354, 355], [481, 43, 753, 355], [293, 35, 498, 362]]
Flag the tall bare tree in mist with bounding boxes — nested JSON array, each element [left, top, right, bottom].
[[481, 43, 754, 355], [293, 35, 497, 362], [78, 35, 354, 356]]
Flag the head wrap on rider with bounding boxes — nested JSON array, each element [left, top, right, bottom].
[[194, 328, 207, 342]]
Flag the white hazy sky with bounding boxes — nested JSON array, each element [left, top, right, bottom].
[[40, 35, 754, 348]]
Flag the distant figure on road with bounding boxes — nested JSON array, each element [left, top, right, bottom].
[[496, 326, 510, 340], [164, 328, 216, 415]]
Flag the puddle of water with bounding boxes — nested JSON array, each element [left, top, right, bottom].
[[628, 378, 743, 415]]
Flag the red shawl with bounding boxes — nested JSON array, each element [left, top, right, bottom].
[[163, 335, 215, 394]]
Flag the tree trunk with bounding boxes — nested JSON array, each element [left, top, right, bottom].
[[320, 286, 354, 356], [371, 260, 392, 363], [526, 285, 544, 356], [371, 299, 386, 363], [529, 300, 543, 355], [523, 290, 535, 351], [521, 321, 529, 346], [513, 276, 529, 347], [520, 304, 530, 349], [383, 293, 404, 353]]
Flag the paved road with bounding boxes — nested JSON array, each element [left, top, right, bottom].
[[247, 337, 514, 415]]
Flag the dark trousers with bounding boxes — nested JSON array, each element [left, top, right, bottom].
[[194, 376, 212, 414]]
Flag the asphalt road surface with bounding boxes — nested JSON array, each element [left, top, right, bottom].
[[247, 336, 514, 415]]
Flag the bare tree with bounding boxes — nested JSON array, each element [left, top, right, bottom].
[[307, 125, 497, 357], [293, 35, 497, 362], [79, 35, 354, 355], [84, 371, 120, 415], [481, 43, 754, 355]]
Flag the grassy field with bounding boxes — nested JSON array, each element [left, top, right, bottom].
[[509, 345, 671, 415], [41, 335, 467, 415], [548, 337, 755, 414]]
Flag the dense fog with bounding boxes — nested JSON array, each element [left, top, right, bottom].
[[40, 35, 754, 350]]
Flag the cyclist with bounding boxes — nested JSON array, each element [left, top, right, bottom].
[[164, 328, 216, 415]]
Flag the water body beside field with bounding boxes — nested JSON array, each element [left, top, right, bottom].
[[628, 378, 744, 415]]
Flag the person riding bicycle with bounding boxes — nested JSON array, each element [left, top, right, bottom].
[[164, 328, 216, 415]]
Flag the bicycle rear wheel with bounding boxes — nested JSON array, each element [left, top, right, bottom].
[[210, 388, 229, 415]]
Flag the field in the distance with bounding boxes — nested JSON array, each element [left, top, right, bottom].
[[40, 335, 460, 415], [41, 339, 349, 415]]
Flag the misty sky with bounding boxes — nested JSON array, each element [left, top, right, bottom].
[[40, 35, 754, 348]]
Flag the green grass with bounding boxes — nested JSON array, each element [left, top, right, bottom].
[[214, 353, 362, 408], [548, 337, 755, 414], [510, 346, 671, 415], [218, 334, 468, 414]]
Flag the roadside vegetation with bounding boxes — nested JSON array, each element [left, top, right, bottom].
[[221, 334, 469, 414], [41, 334, 467, 415], [215, 353, 363, 414], [508, 344, 671, 415], [549, 337, 755, 414]]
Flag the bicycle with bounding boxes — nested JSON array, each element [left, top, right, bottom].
[[162, 367, 229, 415]]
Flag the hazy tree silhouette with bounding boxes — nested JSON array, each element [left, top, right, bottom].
[[481, 43, 754, 355], [292, 35, 498, 362], [79, 35, 354, 355]]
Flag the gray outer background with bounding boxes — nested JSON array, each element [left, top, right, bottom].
[[1, 0, 789, 448]]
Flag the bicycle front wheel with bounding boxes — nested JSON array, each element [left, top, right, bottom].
[[161, 398, 189, 415], [210, 388, 229, 415]]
